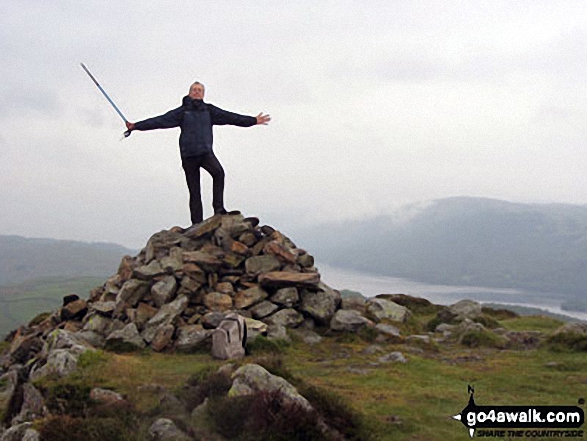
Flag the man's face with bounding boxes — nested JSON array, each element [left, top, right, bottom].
[[189, 83, 205, 100]]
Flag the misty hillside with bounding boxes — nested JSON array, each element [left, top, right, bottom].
[[295, 197, 587, 298], [0, 235, 135, 285]]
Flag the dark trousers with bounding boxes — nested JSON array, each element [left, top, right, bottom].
[[181, 152, 225, 224]]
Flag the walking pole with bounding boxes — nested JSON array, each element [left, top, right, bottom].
[[80, 63, 132, 138]]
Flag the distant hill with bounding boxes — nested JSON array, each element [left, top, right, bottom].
[[294, 197, 587, 301], [0, 235, 135, 336], [0, 235, 135, 285]]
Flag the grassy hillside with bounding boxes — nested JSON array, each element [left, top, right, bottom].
[[0, 276, 103, 337], [0, 235, 133, 286], [25, 309, 586, 441]]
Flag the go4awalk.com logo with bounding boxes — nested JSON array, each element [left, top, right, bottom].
[[452, 386, 585, 438]]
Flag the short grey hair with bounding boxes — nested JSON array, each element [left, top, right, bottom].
[[190, 81, 205, 91]]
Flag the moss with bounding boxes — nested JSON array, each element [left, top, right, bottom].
[[247, 336, 289, 354], [44, 383, 94, 417], [545, 332, 587, 352], [459, 330, 506, 349], [77, 350, 108, 369], [472, 314, 501, 329]]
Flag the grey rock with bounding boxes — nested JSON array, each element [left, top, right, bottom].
[[265, 308, 304, 328], [82, 313, 125, 337], [159, 247, 184, 273], [202, 292, 232, 312], [116, 279, 150, 308], [175, 325, 211, 352], [266, 324, 291, 342], [234, 286, 269, 309], [148, 418, 190, 441], [229, 364, 312, 411], [133, 259, 166, 280], [249, 300, 279, 319], [300, 283, 340, 325], [145, 296, 189, 330], [201, 312, 226, 329], [106, 323, 146, 350], [11, 383, 46, 425], [330, 309, 373, 332], [90, 388, 124, 404], [151, 276, 177, 307], [90, 301, 117, 316], [245, 254, 281, 276], [0, 423, 33, 441], [378, 352, 407, 364], [448, 300, 483, 320], [375, 323, 401, 338], [341, 296, 366, 313], [244, 317, 268, 342], [30, 349, 81, 381], [270, 287, 299, 308], [365, 298, 411, 323]]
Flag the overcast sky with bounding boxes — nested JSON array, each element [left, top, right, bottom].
[[1, 1, 587, 249]]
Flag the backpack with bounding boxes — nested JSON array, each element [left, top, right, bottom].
[[211, 313, 247, 360]]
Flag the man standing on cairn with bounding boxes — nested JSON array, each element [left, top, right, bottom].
[[125, 82, 271, 225]]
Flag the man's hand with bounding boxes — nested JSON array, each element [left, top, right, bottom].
[[255, 113, 271, 125], [125, 121, 136, 131]]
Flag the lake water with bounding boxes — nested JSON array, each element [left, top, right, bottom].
[[318, 264, 587, 322]]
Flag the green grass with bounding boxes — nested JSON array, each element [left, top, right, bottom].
[[499, 315, 564, 333], [29, 330, 587, 441]]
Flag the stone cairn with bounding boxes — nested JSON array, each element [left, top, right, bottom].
[[0, 213, 415, 437]]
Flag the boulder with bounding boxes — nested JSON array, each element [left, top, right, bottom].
[[365, 298, 411, 323], [30, 349, 81, 381], [106, 323, 146, 351], [234, 286, 268, 309], [60, 299, 88, 321], [151, 325, 175, 352], [447, 299, 483, 320], [151, 276, 177, 307], [90, 301, 116, 316], [229, 364, 312, 411], [249, 300, 279, 319], [200, 312, 225, 329], [265, 308, 304, 328], [244, 255, 281, 276], [203, 292, 233, 312], [175, 325, 211, 352], [0, 423, 35, 441], [11, 383, 46, 425], [300, 284, 340, 325], [90, 388, 124, 405], [330, 310, 373, 332], [148, 418, 190, 441], [133, 260, 166, 280], [375, 323, 401, 338], [82, 314, 124, 337], [270, 287, 299, 308], [258, 271, 320, 289], [244, 317, 268, 342], [116, 279, 150, 308], [378, 352, 407, 364]]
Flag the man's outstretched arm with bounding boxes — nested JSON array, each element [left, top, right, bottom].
[[126, 106, 183, 132], [210, 105, 271, 127]]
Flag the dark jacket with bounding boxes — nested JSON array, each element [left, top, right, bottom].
[[134, 96, 257, 158]]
